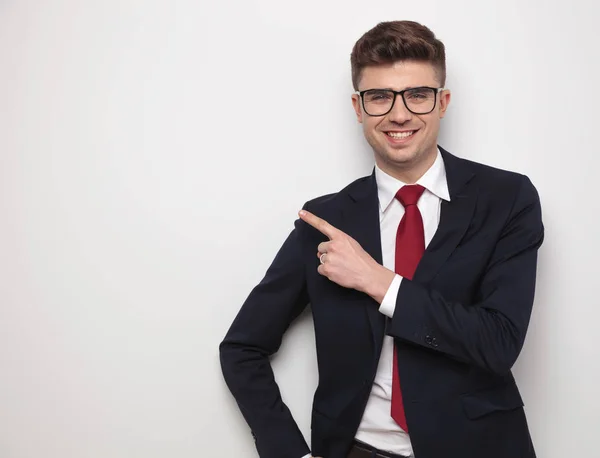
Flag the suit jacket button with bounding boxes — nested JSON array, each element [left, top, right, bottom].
[[432, 337, 439, 347], [425, 335, 433, 345]]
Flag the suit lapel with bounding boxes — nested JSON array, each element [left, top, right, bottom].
[[341, 174, 386, 356], [413, 147, 478, 284]]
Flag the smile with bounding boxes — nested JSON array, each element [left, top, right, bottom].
[[385, 130, 417, 139]]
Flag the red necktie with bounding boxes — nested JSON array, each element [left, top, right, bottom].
[[391, 184, 426, 432]]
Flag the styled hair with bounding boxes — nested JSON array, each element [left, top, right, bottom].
[[350, 21, 446, 90]]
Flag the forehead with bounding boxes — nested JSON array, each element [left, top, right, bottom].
[[358, 60, 439, 90]]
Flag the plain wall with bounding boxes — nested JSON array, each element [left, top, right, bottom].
[[1, 1, 599, 457]]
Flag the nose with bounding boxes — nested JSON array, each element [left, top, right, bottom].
[[387, 95, 413, 124]]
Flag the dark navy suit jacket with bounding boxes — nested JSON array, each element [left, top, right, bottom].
[[220, 147, 544, 458]]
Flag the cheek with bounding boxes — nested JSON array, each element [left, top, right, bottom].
[[420, 116, 439, 135], [364, 119, 382, 136], [427, 119, 441, 135]]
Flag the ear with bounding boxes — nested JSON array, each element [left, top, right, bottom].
[[438, 90, 451, 119], [351, 94, 363, 123]]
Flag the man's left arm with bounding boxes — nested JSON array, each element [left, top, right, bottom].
[[386, 175, 544, 375]]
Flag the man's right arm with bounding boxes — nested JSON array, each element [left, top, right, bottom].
[[219, 217, 311, 458]]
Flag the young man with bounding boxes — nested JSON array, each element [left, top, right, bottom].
[[220, 21, 543, 458]]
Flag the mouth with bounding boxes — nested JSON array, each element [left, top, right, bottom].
[[383, 129, 419, 144]]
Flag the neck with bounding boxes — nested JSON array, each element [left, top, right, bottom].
[[376, 148, 438, 184]]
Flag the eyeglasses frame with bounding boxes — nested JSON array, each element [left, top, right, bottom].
[[356, 86, 447, 116]]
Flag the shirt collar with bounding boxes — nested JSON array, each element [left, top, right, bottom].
[[375, 148, 451, 213]]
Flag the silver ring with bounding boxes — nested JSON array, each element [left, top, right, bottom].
[[319, 253, 327, 264]]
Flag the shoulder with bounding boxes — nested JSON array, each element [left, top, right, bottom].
[[474, 160, 538, 208], [301, 173, 372, 213], [461, 156, 529, 187], [443, 149, 539, 205]]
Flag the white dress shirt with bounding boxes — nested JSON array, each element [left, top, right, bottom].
[[303, 149, 450, 458]]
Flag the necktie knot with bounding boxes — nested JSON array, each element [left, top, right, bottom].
[[395, 184, 425, 207]]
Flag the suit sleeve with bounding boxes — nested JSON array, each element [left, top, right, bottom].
[[219, 217, 311, 458], [388, 175, 544, 375]]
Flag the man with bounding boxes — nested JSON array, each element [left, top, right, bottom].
[[220, 20, 543, 458]]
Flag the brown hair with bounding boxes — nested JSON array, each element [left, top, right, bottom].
[[350, 21, 446, 90]]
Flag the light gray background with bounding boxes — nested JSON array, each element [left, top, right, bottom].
[[1, 1, 598, 457]]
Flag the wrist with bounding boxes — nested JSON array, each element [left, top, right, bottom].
[[364, 263, 396, 304]]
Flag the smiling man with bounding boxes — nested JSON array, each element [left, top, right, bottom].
[[220, 21, 543, 458]]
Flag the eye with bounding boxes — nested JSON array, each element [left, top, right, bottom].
[[405, 88, 434, 101], [364, 90, 393, 103]]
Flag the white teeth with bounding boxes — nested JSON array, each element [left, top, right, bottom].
[[387, 131, 415, 139]]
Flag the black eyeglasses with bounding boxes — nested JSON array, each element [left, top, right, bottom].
[[356, 86, 446, 116]]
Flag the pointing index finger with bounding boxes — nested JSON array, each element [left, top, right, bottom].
[[298, 210, 342, 239]]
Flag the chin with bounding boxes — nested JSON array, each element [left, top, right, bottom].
[[383, 149, 420, 165]]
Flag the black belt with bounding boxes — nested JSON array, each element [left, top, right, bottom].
[[347, 440, 410, 458]]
